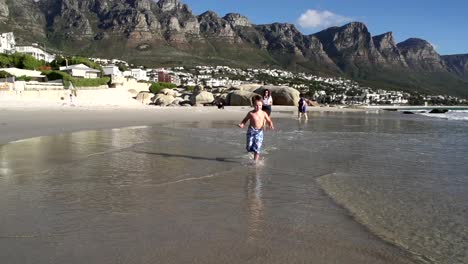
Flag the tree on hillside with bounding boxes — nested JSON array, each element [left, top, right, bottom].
[[116, 62, 128, 72], [0, 54, 13, 67], [0, 53, 46, 70], [20, 54, 44, 70]]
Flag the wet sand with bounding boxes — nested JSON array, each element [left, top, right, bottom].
[[0, 102, 364, 145], [0, 107, 242, 144], [0, 103, 424, 264]]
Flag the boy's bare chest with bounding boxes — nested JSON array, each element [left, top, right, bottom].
[[250, 112, 264, 123]]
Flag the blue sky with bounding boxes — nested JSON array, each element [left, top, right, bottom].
[[181, 0, 467, 55]]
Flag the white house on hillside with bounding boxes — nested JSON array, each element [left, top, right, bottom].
[[60, 64, 101, 78], [15, 44, 55, 62], [0, 32, 15, 54], [102, 65, 122, 77], [130, 68, 149, 81]]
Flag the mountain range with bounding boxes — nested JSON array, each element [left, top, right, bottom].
[[1, 0, 467, 97]]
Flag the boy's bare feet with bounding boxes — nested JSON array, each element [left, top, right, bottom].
[[254, 153, 259, 161]]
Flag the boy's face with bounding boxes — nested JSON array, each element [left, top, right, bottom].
[[254, 100, 263, 112]]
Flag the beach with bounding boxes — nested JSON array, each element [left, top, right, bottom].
[[0, 97, 363, 145], [1, 100, 466, 264]]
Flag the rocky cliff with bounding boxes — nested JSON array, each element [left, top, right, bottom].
[[442, 54, 468, 81], [0, 0, 466, 96], [314, 22, 383, 71], [372, 32, 407, 67], [397, 38, 445, 71]]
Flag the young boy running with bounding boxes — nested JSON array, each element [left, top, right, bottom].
[[238, 95, 274, 161]]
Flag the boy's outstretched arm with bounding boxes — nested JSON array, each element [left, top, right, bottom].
[[238, 113, 250, 128]]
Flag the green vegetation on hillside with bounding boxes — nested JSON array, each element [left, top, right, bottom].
[[149, 82, 177, 94], [0, 53, 46, 70], [355, 68, 468, 98]]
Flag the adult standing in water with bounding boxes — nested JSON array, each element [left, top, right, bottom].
[[262, 89, 273, 116]]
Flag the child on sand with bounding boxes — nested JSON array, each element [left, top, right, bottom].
[[238, 95, 274, 161], [298, 93, 308, 120]]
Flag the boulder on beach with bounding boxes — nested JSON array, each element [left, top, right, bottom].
[[227, 90, 260, 106], [235, 83, 262, 92], [135, 91, 154, 105], [254, 85, 300, 106], [214, 93, 228, 105], [159, 88, 178, 97], [153, 94, 175, 106], [193, 85, 204, 93], [190, 91, 214, 105]]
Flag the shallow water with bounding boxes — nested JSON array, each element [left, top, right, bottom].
[[0, 111, 466, 264]]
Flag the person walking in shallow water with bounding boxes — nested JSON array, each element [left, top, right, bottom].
[[298, 93, 308, 120], [238, 95, 274, 161], [262, 89, 273, 116]]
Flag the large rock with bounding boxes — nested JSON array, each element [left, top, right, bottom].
[[190, 91, 214, 105], [172, 97, 188, 105], [235, 83, 262, 92], [153, 94, 175, 106], [254, 85, 300, 106], [223, 13, 251, 28], [159, 88, 177, 96], [136, 91, 154, 105], [193, 85, 204, 93], [227, 90, 260, 106]]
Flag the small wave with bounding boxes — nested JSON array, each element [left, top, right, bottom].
[[419, 111, 468, 121], [111, 125, 149, 131], [153, 173, 219, 186]]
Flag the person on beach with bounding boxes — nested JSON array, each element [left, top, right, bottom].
[[261, 89, 273, 116], [69, 93, 75, 106], [298, 93, 308, 120], [238, 95, 274, 161]]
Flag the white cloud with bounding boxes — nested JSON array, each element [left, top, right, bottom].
[[297, 9, 352, 30]]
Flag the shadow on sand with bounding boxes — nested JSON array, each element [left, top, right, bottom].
[[133, 150, 240, 163]]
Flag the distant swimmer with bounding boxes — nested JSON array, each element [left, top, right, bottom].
[[238, 95, 274, 162]]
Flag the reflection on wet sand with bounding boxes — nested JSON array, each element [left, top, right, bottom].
[[246, 168, 264, 243]]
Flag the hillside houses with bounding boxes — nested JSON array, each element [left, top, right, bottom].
[[59, 64, 101, 79], [0, 32, 15, 54], [16, 44, 55, 63], [1, 29, 465, 105], [0, 32, 55, 62], [102, 65, 122, 78]]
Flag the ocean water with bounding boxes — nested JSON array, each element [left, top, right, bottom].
[[0, 111, 467, 264]]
